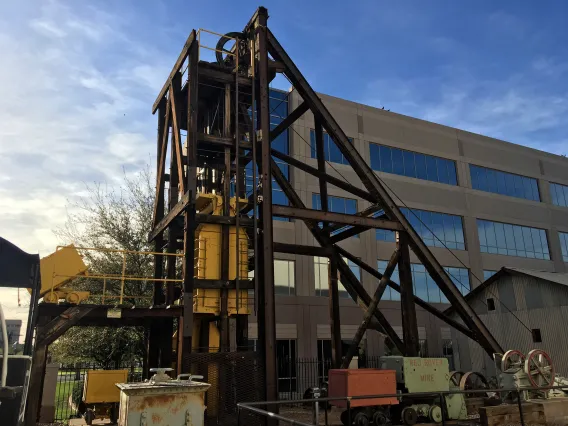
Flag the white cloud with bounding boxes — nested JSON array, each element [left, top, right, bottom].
[[0, 1, 171, 336]]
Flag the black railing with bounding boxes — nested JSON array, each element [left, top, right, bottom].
[[53, 361, 143, 421]]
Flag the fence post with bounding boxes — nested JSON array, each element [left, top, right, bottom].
[[313, 387, 320, 426], [439, 392, 445, 426], [516, 390, 525, 426]]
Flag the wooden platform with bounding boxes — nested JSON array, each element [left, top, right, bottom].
[[479, 398, 568, 426]]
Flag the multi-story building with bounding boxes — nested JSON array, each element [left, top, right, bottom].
[[249, 88, 568, 375]]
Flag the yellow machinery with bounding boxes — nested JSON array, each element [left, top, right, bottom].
[[191, 193, 250, 350], [79, 369, 128, 425], [28, 244, 90, 304]]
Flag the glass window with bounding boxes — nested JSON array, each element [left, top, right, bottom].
[[314, 256, 355, 298], [377, 208, 465, 250], [469, 164, 540, 201], [276, 339, 297, 392], [309, 129, 353, 165], [483, 270, 497, 280], [377, 261, 469, 303], [369, 143, 457, 185], [477, 219, 550, 260], [313, 194, 359, 238], [559, 232, 568, 262], [274, 260, 295, 296], [551, 183, 568, 207]]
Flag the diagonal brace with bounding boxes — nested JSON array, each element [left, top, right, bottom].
[[341, 248, 400, 368]]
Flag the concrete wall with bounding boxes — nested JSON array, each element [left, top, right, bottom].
[[258, 89, 568, 359]]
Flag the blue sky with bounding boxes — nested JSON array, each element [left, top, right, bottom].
[[1, 0, 567, 323]]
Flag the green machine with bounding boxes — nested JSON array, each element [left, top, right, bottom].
[[378, 357, 467, 424]]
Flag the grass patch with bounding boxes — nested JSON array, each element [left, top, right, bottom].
[[54, 379, 80, 422]]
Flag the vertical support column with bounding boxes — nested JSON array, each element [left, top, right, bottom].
[[255, 7, 278, 410], [150, 95, 169, 372], [398, 232, 419, 356], [181, 40, 199, 372], [219, 85, 232, 351], [328, 261, 342, 368], [24, 317, 50, 426]]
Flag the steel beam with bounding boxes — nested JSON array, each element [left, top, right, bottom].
[[341, 248, 400, 368], [314, 117, 329, 229], [269, 101, 308, 142], [181, 39, 199, 372], [266, 29, 501, 356], [398, 232, 419, 356], [270, 149, 376, 202], [256, 8, 278, 410], [152, 30, 195, 113], [328, 261, 342, 368], [269, 159, 405, 354], [273, 243, 332, 257], [272, 204, 402, 230], [148, 192, 189, 243], [335, 246, 476, 340]]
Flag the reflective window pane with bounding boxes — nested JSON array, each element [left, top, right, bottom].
[[469, 164, 540, 201], [274, 260, 295, 296], [559, 232, 568, 262], [370, 143, 457, 185], [309, 130, 352, 165], [483, 270, 497, 280], [551, 183, 568, 207], [477, 219, 550, 260]]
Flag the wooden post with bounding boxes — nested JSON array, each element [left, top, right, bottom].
[[398, 232, 419, 356]]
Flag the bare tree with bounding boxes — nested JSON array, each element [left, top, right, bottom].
[[50, 166, 157, 366]]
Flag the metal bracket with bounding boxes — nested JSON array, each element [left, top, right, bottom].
[[185, 409, 193, 426], [140, 411, 147, 426]]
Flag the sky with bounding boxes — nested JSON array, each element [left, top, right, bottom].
[[1, 0, 568, 337]]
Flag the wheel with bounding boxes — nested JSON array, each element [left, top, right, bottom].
[[110, 403, 118, 424], [524, 349, 554, 389], [372, 410, 389, 426], [401, 407, 417, 426], [459, 371, 489, 397], [502, 350, 526, 372], [354, 412, 370, 426], [84, 408, 96, 426], [43, 292, 59, 303], [340, 410, 350, 426], [428, 405, 442, 423], [66, 292, 81, 304]]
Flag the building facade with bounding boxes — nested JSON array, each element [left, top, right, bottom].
[[0, 319, 22, 346], [249, 88, 568, 371]]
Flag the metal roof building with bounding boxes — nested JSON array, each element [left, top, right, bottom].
[[445, 267, 568, 378]]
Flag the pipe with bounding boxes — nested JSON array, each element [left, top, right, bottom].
[[0, 303, 9, 387]]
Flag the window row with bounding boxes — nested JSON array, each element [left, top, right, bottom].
[[370, 143, 458, 185], [309, 129, 354, 165], [377, 261, 470, 303], [376, 208, 465, 250], [477, 219, 550, 260], [559, 232, 568, 262], [314, 256, 360, 298], [470, 165, 540, 202]]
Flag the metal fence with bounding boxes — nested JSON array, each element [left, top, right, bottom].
[[54, 361, 143, 422]]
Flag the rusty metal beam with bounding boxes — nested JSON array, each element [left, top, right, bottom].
[[269, 101, 308, 142], [398, 232, 419, 356], [273, 242, 332, 257], [148, 192, 189, 243], [181, 39, 199, 372], [270, 149, 376, 203], [341, 248, 400, 368], [256, 8, 278, 410], [266, 29, 501, 356], [272, 204, 402, 230], [269, 159, 405, 354], [335, 246, 476, 340], [152, 30, 195, 113], [328, 261, 342, 368], [170, 74, 186, 193], [314, 117, 329, 230]]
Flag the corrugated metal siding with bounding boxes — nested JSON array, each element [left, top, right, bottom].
[[451, 274, 568, 378]]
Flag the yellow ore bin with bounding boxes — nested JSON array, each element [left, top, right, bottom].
[[193, 193, 250, 315]]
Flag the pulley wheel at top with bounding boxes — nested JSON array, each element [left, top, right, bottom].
[[215, 32, 247, 68]]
